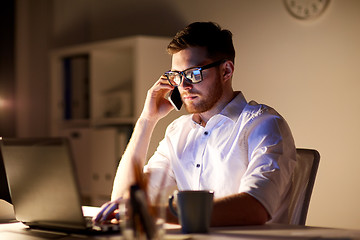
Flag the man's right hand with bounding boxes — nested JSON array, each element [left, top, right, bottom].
[[140, 76, 176, 123]]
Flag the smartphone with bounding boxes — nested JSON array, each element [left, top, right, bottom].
[[168, 86, 183, 111]]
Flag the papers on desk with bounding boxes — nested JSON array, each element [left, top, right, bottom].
[[81, 205, 101, 217]]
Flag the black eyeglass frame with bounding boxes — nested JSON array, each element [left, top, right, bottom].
[[164, 59, 226, 86]]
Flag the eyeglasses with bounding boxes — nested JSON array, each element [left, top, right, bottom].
[[164, 59, 225, 86]]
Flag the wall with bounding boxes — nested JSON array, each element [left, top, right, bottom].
[[0, 0, 16, 137], [16, 0, 360, 230], [16, 0, 51, 137]]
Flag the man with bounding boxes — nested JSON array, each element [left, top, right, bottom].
[[94, 22, 296, 226]]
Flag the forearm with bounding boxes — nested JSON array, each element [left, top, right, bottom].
[[111, 117, 158, 200], [211, 192, 269, 227], [111, 75, 175, 199]]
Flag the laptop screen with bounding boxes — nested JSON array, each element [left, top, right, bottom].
[[0, 138, 87, 230]]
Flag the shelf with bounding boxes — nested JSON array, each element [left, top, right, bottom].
[[50, 35, 172, 206], [58, 119, 91, 129], [56, 117, 135, 129], [92, 117, 135, 127]]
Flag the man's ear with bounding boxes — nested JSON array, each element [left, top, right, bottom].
[[222, 60, 234, 82]]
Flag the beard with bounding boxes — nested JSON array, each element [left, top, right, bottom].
[[183, 78, 223, 114]]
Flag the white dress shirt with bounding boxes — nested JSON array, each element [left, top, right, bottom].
[[144, 91, 296, 223]]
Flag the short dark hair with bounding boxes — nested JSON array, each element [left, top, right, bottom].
[[167, 22, 235, 63]]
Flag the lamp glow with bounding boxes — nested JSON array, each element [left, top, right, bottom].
[[0, 98, 9, 108]]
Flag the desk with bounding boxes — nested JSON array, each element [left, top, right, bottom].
[[1, 221, 360, 240]]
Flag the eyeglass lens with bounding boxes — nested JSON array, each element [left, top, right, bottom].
[[166, 69, 202, 86], [165, 60, 225, 86]]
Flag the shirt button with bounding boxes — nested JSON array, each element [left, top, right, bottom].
[[196, 164, 201, 168], [204, 131, 209, 136]]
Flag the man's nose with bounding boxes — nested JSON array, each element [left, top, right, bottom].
[[179, 75, 193, 90]]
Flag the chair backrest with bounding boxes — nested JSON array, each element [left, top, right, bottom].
[[288, 148, 320, 225]]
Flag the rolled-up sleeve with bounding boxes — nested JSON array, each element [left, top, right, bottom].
[[239, 110, 296, 218]]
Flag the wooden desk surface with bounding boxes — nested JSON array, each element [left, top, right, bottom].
[[1, 221, 360, 240]]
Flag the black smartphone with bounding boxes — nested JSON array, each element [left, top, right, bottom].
[[168, 86, 183, 111]]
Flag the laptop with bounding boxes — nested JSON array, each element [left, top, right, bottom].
[[0, 148, 12, 205], [0, 137, 119, 234], [0, 149, 15, 222]]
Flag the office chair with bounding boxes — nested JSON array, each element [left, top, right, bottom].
[[288, 148, 320, 225]]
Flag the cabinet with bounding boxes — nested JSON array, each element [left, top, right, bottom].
[[50, 36, 173, 206]]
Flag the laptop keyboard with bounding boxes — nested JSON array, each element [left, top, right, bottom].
[[85, 216, 120, 232]]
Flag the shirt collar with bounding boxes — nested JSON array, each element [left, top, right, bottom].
[[219, 91, 248, 122], [191, 91, 248, 127]]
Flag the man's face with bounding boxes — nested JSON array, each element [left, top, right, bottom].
[[171, 47, 223, 114]]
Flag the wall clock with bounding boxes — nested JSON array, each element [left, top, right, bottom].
[[284, 0, 330, 20]]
